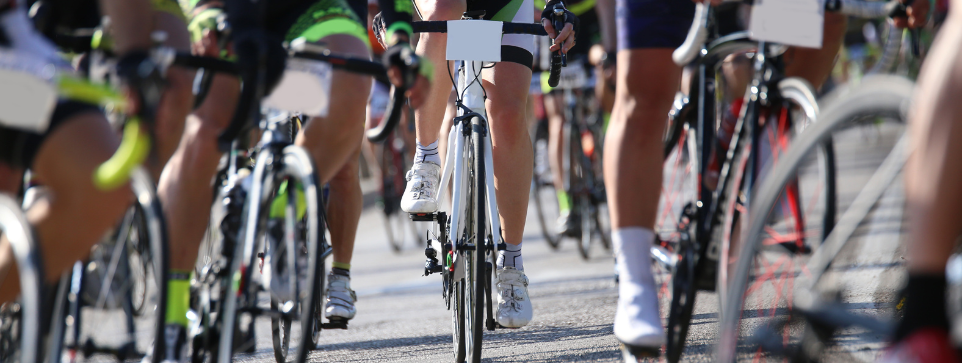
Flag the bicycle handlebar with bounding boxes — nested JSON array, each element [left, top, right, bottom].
[[409, 20, 564, 87]]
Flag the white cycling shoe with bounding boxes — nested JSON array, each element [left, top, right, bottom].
[[495, 267, 532, 328], [613, 267, 664, 356], [324, 273, 357, 322], [400, 162, 441, 214]]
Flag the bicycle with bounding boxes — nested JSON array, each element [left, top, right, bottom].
[[189, 36, 406, 363], [654, 1, 918, 361], [404, 11, 565, 363], [647, 0, 914, 359], [530, 60, 611, 259], [715, 74, 915, 362]]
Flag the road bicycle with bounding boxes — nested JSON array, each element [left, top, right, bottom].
[[654, 1, 918, 361], [185, 35, 406, 362], [716, 73, 915, 362], [404, 11, 565, 363], [530, 60, 611, 260]]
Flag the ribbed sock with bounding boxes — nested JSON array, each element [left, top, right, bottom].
[[165, 270, 192, 327], [557, 190, 571, 215], [332, 262, 351, 278], [497, 242, 523, 270], [893, 273, 949, 342], [414, 140, 441, 165]]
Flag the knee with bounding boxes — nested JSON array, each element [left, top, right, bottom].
[[422, 0, 466, 21], [330, 157, 360, 189]]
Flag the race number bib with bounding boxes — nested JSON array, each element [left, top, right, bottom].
[[446, 20, 503, 62], [263, 58, 334, 117], [749, 0, 824, 49], [0, 51, 58, 133]]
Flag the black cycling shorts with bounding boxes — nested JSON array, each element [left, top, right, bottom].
[[616, 0, 695, 50]]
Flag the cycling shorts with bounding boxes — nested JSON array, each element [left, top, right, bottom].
[[0, 101, 102, 169], [185, 0, 369, 50], [616, 0, 695, 50], [466, 0, 536, 68]]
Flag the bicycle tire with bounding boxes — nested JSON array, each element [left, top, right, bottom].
[[269, 146, 323, 363], [717, 75, 914, 362], [0, 194, 43, 363], [715, 77, 837, 306], [465, 115, 487, 363]]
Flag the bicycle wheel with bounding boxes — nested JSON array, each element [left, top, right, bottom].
[[221, 145, 323, 363], [718, 75, 912, 362], [531, 120, 562, 249], [464, 115, 487, 363], [0, 193, 43, 363]]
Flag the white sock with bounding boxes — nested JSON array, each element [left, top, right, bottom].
[[414, 139, 441, 165], [497, 242, 523, 270], [612, 227, 664, 346]]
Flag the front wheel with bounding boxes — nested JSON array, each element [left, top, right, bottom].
[[717, 76, 912, 362]]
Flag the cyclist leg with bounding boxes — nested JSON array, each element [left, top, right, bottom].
[[398, 0, 465, 214], [289, 0, 372, 321], [325, 149, 362, 321], [147, 1, 195, 177], [542, 91, 575, 234], [605, 0, 693, 352], [885, 2, 962, 359], [0, 107, 132, 303], [481, 1, 537, 324]]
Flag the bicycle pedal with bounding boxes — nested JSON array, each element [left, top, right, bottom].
[[410, 213, 437, 222], [620, 343, 660, 359], [321, 318, 349, 330]]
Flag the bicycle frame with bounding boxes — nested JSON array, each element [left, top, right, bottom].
[[438, 60, 504, 259]]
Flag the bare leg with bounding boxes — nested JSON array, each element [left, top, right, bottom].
[[160, 74, 241, 272], [328, 151, 362, 267], [605, 49, 680, 230], [782, 12, 846, 90], [413, 0, 465, 146], [904, 7, 962, 276], [1, 112, 133, 302], [543, 92, 566, 198], [148, 12, 195, 178], [482, 62, 533, 246], [296, 34, 371, 185]]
